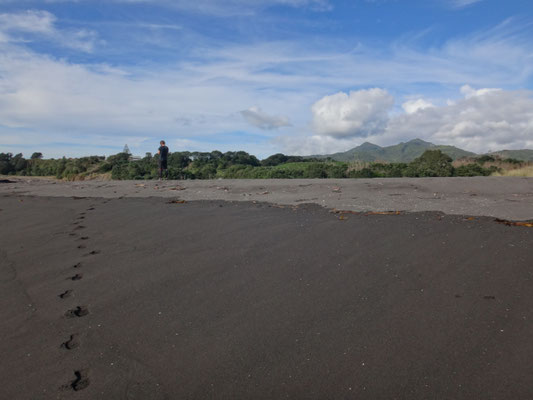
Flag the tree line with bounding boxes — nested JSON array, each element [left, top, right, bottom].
[[0, 149, 506, 180]]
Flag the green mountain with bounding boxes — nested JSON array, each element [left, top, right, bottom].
[[487, 149, 533, 162], [310, 139, 476, 162]]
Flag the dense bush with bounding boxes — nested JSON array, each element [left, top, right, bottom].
[[455, 163, 496, 177], [503, 158, 522, 164], [1, 149, 510, 180], [261, 153, 315, 166], [476, 155, 496, 164], [405, 150, 454, 177], [0, 153, 16, 175], [347, 167, 377, 178]]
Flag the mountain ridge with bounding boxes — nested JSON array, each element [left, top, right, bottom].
[[308, 139, 533, 162]]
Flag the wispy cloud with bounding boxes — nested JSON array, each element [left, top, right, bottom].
[[123, 0, 333, 15], [240, 107, 291, 130], [449, 0, 484, 9], [0, 9, 56, 34], [0, 10, 99, 52], [1, 0, 332, 15], [136, 23, 182, 31], [1, 7, 533, 157]]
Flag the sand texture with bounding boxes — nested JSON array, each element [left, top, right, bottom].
[[1, 176, 532, 220], [1, 179, 533, 399]]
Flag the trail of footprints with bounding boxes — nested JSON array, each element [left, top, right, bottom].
[[71, 370, 90, 391], [58, 289, 73, 299], [69, 273, 83, 281], [58, 204, 102, 392], [61, 334, 80, 350]]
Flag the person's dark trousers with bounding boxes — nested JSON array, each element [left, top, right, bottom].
[[159, 160, 168, 179]]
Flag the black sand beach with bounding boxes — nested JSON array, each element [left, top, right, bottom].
[[1, 193, 533, 399]]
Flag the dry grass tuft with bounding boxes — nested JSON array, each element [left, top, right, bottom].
[[346, 161, 372, 173], [69, 172, 112, 181], [492, 166, 533, 177]]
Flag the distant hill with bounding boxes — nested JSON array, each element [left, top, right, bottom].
[[487, 149, 533, 162], [309, 139, 476, 162]]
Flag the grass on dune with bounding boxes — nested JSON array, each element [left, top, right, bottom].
[[492, 166, 533, 177]]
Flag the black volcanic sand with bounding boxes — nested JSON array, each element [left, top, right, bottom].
[[1, 195, 532, 400]]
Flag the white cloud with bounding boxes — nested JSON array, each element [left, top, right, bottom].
[[18, 0, 332, 15], [450, 0, 483, 9], [0, 31, 9, 43], [402, 99, 435, 114], [311, 89, 394, 138], [275, 134, 367, 156], [460, 84, 501, 99], [136, 23, 182, 31], [240, 107, 291, 130], [0, 42, 287, 156], [1, 11, 533, 157], [280, 86, 533, 155], [0, 10, 56, 35], [386, 88, 533, 153], [0, 10, 98, 52], [276, 0, 331, 11]]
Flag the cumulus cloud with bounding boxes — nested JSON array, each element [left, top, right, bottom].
[[460, 84, 501, 99], [280, 86, 533, 155], [240, 107, 291, 130], [276, 134, 367, 156], [311, 88, 394, 138], [1, 7, 533, 158], [0, 10, 98, 52], [0, 41, 289, 157], [387, 87, 533, 153], [402, 99, 435, 114]]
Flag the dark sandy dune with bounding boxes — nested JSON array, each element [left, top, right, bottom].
[[0, 195, 532, 399]]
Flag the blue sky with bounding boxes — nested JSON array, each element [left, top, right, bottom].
[[1, 0, 532, 158]]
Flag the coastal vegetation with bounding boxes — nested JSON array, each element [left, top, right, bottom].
[[1, 150, 530, 180]]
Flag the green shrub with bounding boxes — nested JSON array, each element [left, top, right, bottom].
[[347, 168, 377, 178], [454, 163, 493, 177], [407, 150, 454, 177], [503, 158, 522, 165], [476, 155, 495, 164]]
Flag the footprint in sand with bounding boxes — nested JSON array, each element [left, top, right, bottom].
[[77, 244, 86, 249], [70, 370, 90, 391], [85, 250, 100, 256], [69, 274, 83, 281], [61, 334, 80, 350], [65, 306, 89, 318], [69, 233, 78, 237], [73, 262, 82, 268], [87, 207, 95, 211], [58, 289, 73, 299], [73, 225, 86, 230], [78, 236, 89, 241]]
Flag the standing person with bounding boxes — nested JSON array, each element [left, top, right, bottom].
[[158, 140, 169, 180]]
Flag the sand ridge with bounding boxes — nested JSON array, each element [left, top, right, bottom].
[[1, 176, 532, 220]]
